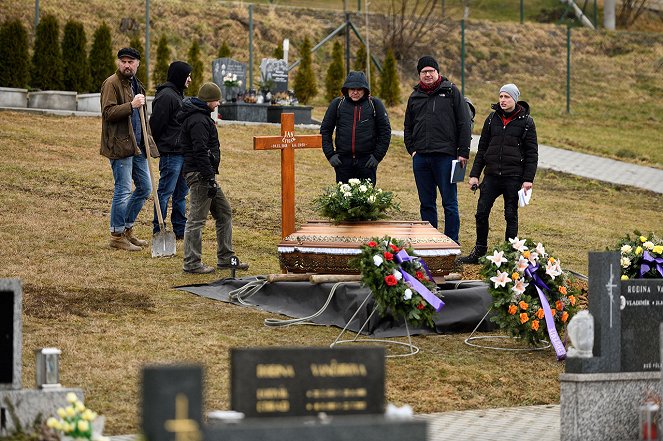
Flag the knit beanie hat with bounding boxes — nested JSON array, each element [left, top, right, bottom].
[[499, 83, 520, 102], [417, 56, 439, 73], [198, 82, 221, 102]]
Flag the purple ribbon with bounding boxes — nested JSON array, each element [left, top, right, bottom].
[[525, 263, 567, 361], [395, 250, 445, 312], [639, 251, 663, 278]]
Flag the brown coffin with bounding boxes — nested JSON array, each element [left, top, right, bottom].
[[277, 220, 461, 276]]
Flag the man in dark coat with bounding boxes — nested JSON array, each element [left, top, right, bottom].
[[320, 71, 391, 185], [149, 61, 193, 240], [179, 82, 248, 274], [404, 56, 472, 244], [459, 83, 539, 264]]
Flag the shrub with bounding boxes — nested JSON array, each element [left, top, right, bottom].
[[273, 44, 284, 60], [129, 36, 147, 87], [89, 23, 115, 92], [353, 44, 376, 91], [31, 15, 63, 90], [217, 41, 231, 58], [324, 40, 345, 101], [293, 36, 317, 104], [62, 20, 91, 93], [188, 40, 204, 96], [0, 19, 30, 88], [153, 35, 171, 87], [379, 48, 401, 106]]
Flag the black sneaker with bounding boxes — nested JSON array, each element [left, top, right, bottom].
[[183, 265, 215, 274], [458, 246, 488, 265], [217, 256, 249, 270]]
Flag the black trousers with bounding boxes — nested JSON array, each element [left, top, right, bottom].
[[475, 175, 522, 247], [334, 155, 377, 185]]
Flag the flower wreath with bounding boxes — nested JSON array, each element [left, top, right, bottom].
[[480, 237, 580, 358], [354, 236, 444, 328], [616, 231, 663, 280], [313, 178, 399, 223]]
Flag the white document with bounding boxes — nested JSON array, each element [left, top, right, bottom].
[[518, 188, 532, 207]]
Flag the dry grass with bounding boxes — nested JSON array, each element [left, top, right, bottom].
[[1, 111, 662, 434]]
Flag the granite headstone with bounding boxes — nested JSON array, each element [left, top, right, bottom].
[[142, 364, 203, 441], [212, 58, 247, 101], [620, 279, 663, 371], [230, 347, 385, 418], [259, 58, 289, 93], [0, 279, 22, 390]]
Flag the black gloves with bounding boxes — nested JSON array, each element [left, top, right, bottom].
[[207, 179, 219, 198], [328, 154, 342, 167], [365, 155, 379, 168]]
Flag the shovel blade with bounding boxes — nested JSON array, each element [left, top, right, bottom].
[[152, 231, 177, 257]]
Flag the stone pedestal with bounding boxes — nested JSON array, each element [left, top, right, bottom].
[[28, 91, 77, 111], [278, 221, 461, 277], [267, 105, 313, 124], [0, 388, 84, 432], [218, 103, 269, 122], [0, 87, 28, 108], [76, 93, 101, 113], [560, 371, 659, 441]]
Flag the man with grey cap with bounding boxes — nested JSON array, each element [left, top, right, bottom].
[[100, 47, 156, 251], [459, 83, 539, 264], [178, 82, 249, 274], [404, 55, 472, 244], [320, 71, 391, 185]]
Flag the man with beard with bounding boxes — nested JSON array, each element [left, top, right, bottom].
[[100, 47, 154, 251], [150, 61, 193, 240]]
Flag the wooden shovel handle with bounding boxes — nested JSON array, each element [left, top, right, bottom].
[[138, 106, 166, 229]]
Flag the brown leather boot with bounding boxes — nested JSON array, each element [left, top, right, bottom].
[[110, 233, 142, 251], [124, 227, 148, 247]]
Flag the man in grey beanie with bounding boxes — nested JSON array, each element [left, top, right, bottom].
[[404, 55, 472, 243], [459, 83, 539, 264]]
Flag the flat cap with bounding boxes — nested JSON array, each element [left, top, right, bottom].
[[117, 47, 141, 60]]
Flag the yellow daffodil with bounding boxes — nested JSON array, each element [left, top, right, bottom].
[[621, 275, 629, 280], [66, 392, 78, 403], [75, 400, 86, 412], [65, 405, 76, 417], [57, 407, 66, 418], [640, 236, 647, 243], [653, 245, 663, 255], [77, 419, 90, 432], [82, 409, 96, 421], [46, 417, 59, 429], [636, 246, 643, 255]]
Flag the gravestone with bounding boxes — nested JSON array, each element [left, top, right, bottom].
[[142, 364, 203, 441], [212, 58, 247, 101], [621, 279, 663, 371], [259, 58, 289, 93], [230, 347, 385, 418], [0, 279, 22, 390]]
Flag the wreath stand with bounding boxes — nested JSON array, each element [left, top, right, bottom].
[[330, 289, 420, 358], [464, 307, 551, 352]]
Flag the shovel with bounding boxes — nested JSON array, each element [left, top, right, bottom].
[[139, 105, 176, 257]]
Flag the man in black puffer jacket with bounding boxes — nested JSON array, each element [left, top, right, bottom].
[[460, 83, 539, 264], [320, 71, 391, 185], [150, 61, 192, 240], [178, 82, 249, 274]]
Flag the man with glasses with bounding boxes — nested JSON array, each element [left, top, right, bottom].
[[404, 55, 472, 244], [150, 61, 193, 240]]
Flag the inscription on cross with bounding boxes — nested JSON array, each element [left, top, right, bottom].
[[254, 113, 322, 239]]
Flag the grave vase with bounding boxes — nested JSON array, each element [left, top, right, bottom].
[[225, 86, 238, 103]]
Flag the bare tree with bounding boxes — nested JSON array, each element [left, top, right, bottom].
[[617, 0, 651, 28], [382, 0, 442, 62]]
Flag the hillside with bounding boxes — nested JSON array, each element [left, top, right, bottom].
[[4, 0, 663, 167]]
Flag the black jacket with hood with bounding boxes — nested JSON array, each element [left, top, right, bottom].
[[320, 71, 391, 161], [149, 61, 192, 155], [403, 78, 472, 158], [178, 98, 220, 180], [469, 101, 538, 182]]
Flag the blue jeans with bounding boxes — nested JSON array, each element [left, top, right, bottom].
[[152, 154, 188, 237], [109, 154, 152, 234], [412, 152, 460, 243]]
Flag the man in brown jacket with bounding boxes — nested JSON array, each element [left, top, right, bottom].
[[100, 47, 153, 251]]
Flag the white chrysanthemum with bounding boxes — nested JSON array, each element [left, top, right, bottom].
[[373, 255, 383, 266], [343, 192, 352, 198], [392, 270, 403, 280], [340, 184, 351, 193], [348, 178, 361, 186], [403, 289, 413, 300], [359, 185, 368, 192], [620, 256, 631, 268], [644, 241, 655, 250], [621, 244, 632, 254], [368, 195, 376, 203]]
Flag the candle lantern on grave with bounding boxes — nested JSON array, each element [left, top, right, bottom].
[[35, 347, 61, 388], [640, 400, 661, 441]]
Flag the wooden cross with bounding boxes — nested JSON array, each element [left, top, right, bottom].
[[254, 113, 322, 239]]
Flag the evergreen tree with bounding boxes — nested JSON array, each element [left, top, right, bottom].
[[324, 40, 344, 101], [353, 44, 376, 92], [30, 15, 63, 90], [129, 36, 147, 86], [153, 35, 171, 87], [61, 20, 91, 92], [188, 40, 204, 96], [379, 48, 400, 106], [0, 19, 30, 88], [293, 36, 317, 105], [217, 41, 231, 58], [272, 44, 284, 60], [89, 22, 115, 92]]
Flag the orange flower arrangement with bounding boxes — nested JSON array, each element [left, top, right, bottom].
[[536, 308, 545, 320], [561, 311, 569, 322], [519, 313, 529, 324], [508, 305, 518, 315], [558, 285, 567, 295], [531, 320, 540, 331], [519, 301, 528, 310]]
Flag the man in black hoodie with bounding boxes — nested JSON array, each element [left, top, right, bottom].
[[149, 61, 193, 240], [179, 82, 248, 274], [320, 71, 391, 185], [404, 56, 472, 244], [459, 83, 539, 264]]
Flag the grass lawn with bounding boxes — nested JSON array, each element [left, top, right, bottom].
[[1, 111, 662, 435]]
